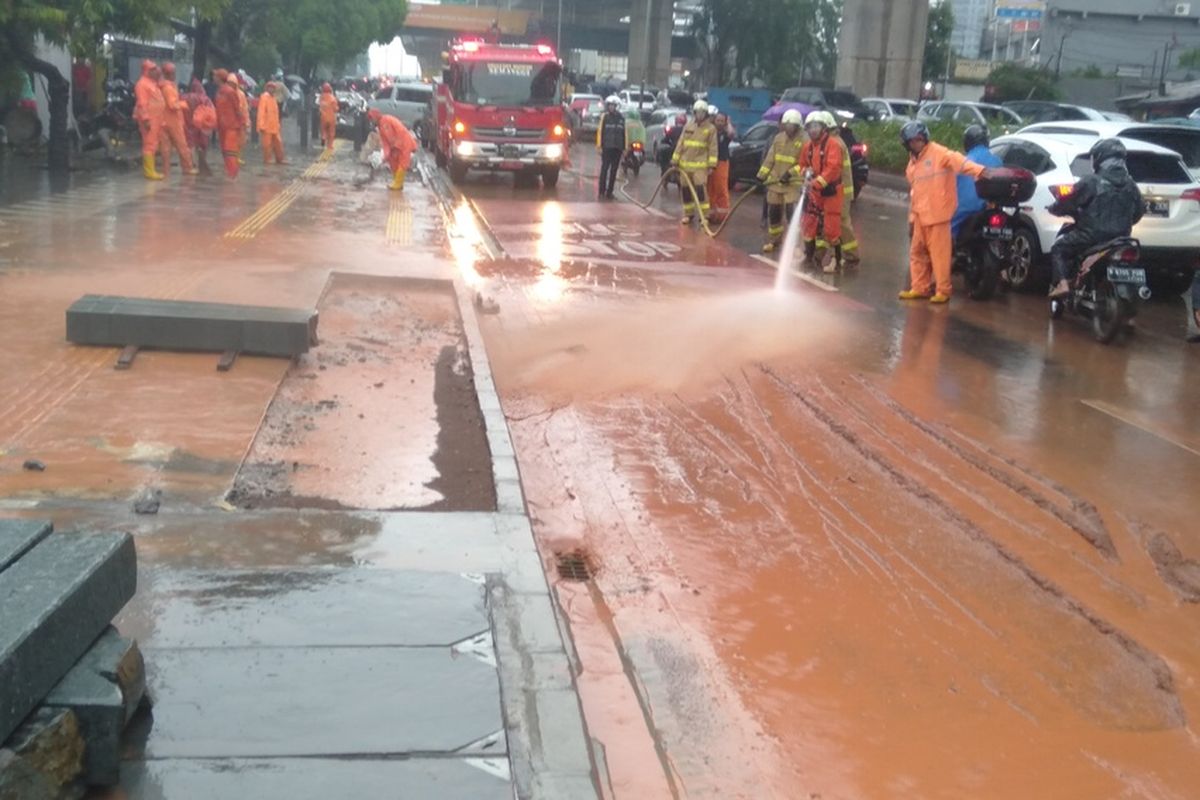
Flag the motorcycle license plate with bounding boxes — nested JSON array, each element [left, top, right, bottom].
[[982, 225, 1014, 240], [1106, 266, 1146, 284], [1146, 199, 1169, 217]]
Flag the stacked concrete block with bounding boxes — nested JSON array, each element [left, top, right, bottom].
[[0, 520, 143, 794], [66, 294, 319, 357]]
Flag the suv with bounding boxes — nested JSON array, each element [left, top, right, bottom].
[[990, 131, 1200, 296], [763, 87, 872, 123], [1018, 120, 1200, 181], [918, 101, 1024, 134], [863, 97, 919, 121], [368, 81, 433, 128]]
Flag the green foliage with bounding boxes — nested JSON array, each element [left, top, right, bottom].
[[922, 0, 954, 82], [1069, 64, 1105, 79], [852, 119, 968, 174], [1180, 48, 1200, 70], [262, 0, 408, 78], [691, 0, 841, 89], [986, 63, 1061, 102]]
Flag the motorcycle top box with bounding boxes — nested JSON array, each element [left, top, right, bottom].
[[974, 167, 1037, 203]]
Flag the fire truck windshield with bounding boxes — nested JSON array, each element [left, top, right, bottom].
[[455, 60, 561, 107]]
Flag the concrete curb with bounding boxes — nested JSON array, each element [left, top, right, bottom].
[[436, 155, 604, 799]]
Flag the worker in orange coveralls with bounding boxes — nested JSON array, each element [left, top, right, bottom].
[[133, 60, 165, 180], [256, 82, 286, 165], [235, 75, 251, 165], [158, 62, 196, 176], [368, 108, 417, 191], [798, 110, 846, 274], [897, 120, 987, 304], [215, 72, 243, 178], [319, 83, 339, 151]]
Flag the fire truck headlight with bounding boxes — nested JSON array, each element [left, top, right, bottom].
[[456, 141, 475, 156], [552, 123, 565, 138], [545, 144, 563, 160], [453, 120, 467, 135]]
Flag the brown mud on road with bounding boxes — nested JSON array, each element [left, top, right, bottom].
[[229, 274, 494, 511], [481, 283, 1200, 799]]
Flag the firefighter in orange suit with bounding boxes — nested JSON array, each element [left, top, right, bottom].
[[133, 60, 165, 180], [799, 110, 846, 273], [897, 120, 987, 304]]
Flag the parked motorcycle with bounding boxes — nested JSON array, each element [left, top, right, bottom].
[[622, 140, 645, 178], [1049, 229, 1148, 343], [953, 167, 1036, 301], [78, 79, 136, 158]]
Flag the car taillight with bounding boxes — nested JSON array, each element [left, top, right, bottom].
[[1115, 246, 1139, 263], [1182, 188, 1200, 203], [632, 141, 643, 150], [1050, 183, 1075, 200], [851, 143, 867, 157], [988, 212, 1005, 227]]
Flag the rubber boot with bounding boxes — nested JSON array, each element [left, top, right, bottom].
[[389, 168, 406, 191], [824, 245, 842, 274], [143, 153, 164, 181], [799, 240, 817, 270]]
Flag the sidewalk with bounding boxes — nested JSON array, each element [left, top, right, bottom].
[[0, 143, 599, 798]]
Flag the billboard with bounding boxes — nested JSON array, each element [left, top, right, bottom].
[[995, 0, 1045, 20]]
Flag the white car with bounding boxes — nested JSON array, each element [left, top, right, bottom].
[[863, 97, 919, 121], [1018, 119, 1200, 181], [919, 101, 1024, 133], [990, 131, 1200, 296], [367, 81, 433, 128], [617, 89, 657, 113]]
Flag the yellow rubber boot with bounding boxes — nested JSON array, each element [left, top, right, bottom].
[[389, 168, 406, 191], [143, 153, 164, 180]]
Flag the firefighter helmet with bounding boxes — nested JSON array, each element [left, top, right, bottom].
[[693, 99, 709, 115], [781, 109, 804, 126]]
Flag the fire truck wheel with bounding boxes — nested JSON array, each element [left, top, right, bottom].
[[435, 149, 447, 168], [542, 167, 560, 189], [449, 159, 469, 184]]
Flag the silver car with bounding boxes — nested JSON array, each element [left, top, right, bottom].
[[367, 81, 433, 129]]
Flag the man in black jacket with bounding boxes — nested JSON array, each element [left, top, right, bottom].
[[1048, 138, 1144, 298], [595, 95, 626, 200]]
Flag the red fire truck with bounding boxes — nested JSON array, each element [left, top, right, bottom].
[[434, 39, 568, 188]]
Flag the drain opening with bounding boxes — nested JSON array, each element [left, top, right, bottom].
[[555, 549, 595, 582]]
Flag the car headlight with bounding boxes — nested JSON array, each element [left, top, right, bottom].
[[456, 141, 474, 156], [545, 144, 563, 160]]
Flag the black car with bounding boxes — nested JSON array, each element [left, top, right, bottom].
[[728, 121, 869, 197]]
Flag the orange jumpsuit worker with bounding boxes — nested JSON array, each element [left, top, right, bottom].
[[235, 75, 250, 165], [799, 111, 847, 273], [215, 72, 243, 178], [368, 108, 417, 191], [319, 83, 338, 151], [256, 82, 286, 164], [133, 60, 165, 180], [158, 62, 196, 176], [897, 120, 987, 304]]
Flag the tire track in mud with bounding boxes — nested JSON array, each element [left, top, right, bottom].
[[759, 364, 1186, 730], [849, 374, 1117, 559]]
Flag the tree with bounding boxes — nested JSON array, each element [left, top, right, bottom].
[[691, 0, 841, 88], [0, 0, 174, 174], [1180, 48, 1200, 70], [922, 0, 954, 82], [986, 63, 1061, 102], [261, 0, 407, 80]]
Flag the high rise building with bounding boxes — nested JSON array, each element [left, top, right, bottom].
[[950, 0, 992, 59]]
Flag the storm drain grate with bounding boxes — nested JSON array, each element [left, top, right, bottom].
[[555, 549, 595, 582]]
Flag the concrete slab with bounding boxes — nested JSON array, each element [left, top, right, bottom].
[[118, 757, 510, 800], [120, 568, 489, 648], [140, 647, 502, 758], [45, 627, 146, 786], [65, 295, 317, 358], [0, 519, 52, 574], [0, 532, 136, 742]]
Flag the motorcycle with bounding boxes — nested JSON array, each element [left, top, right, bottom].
[[954, 167, 1036, 301], [622, 140, 645, 178], [1049, 229, 1149, 343], [78, 79, 136, 158]]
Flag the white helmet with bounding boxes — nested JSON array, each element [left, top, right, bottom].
[[605, 95, 620, 106], [781, 109, 804, 126], [707, 104, 719, 116], [693, 99, 709, 115], [804, 110, 828, 128]]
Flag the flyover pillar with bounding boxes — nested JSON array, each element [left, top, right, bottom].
[[628, 0, 672, 88], [836, 0, 929, 99]]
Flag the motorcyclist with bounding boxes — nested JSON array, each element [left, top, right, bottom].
[[1047, 138, 1144, 298], [596, 95, 626, 200], [951, 124, 1003, 240], [623, 107, 647, 173]]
